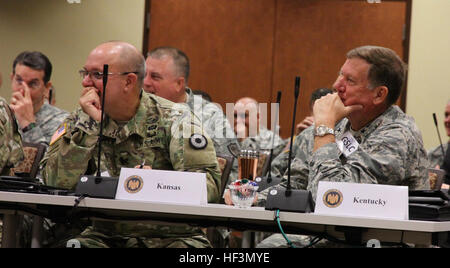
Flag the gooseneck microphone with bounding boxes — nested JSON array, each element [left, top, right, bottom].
[[265, 76, 314, 213], [286, 77, 300, 195], [256, 91, 282, 192], [96, 64, 109, 177], [75, 64, 119, 199], [433, 113, 446, 157]]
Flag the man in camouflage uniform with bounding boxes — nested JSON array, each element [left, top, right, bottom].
[[9, 51, 68, 145], [428, 99, 450, 186], [41, 41, 221, 248], [144, 46, 238, 160], [234, 97, 286, 158], [255, 45, 430, 248], [0, 96, 24, 246], [0, 97, 24, 176]]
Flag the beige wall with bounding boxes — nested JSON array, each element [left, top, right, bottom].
[[0, 0, 448, 150], [0, 0, 145, 113], [407, 0, 450, 150]]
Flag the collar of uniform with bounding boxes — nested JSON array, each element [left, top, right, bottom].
[[345, 106, 396, 140], [184, 87, 195, 108]]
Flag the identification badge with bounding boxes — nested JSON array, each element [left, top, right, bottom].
[[337, 131, 359, 157], [50, 123, 67, 145]]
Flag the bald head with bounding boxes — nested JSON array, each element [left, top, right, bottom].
[[92, 41, 145, 86], [235, 97, 258, 109]]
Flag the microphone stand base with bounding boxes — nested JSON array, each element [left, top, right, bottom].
[[265, 188, 315, 213], [75, 175, 119, 199], [255, 176, 282, 192]]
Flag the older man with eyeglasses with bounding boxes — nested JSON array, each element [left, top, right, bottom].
[[9, 51, 68, 145], [41, 41, 221, 248]]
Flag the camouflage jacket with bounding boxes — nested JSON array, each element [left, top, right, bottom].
[[184, 88, 238, 158], [428, 142, 449, 169], [240, 126, 287, 157], [21, 102, 69, 145], [258, 105, 430, 204], [41, 92, 221, 237], [0, 97, 24, 176]]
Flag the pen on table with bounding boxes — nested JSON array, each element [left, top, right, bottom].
[[139, 159, 145, 169]]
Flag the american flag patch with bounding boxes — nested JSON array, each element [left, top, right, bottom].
[[50, 123, 67, 145]]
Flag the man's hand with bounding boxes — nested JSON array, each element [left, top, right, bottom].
[[9, 83, 36, 129], [134, 165, 152, 169], [79, 87, 102, 121], [313, 93, 362, 128], [296, 116, 314, 134], [312, 93, 362, 152], [224, 189, 233, 205]]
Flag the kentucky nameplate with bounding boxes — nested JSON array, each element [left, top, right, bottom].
[[314, 181, 408, 220]]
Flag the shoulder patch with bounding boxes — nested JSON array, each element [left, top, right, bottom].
[[50, 123, 67, 146], [189, 133, 208, 150]]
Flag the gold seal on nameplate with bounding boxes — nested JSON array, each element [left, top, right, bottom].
[[124, 175, 144, 194], [323, 189, 343, 208]]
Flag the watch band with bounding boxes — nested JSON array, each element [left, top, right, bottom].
[[22, 122, 36, 133], [314, 125, 335, 137]]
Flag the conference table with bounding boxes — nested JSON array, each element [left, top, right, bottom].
[[0, 190, 449, 248]]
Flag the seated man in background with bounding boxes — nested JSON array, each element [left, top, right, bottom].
[[295, 88, 334, 135], [9, 51, 68, 145], [144, 46, 238, 160], [252, 45, 430, 248], [41, 41, 221, 248], [233, 96, 287, 166], [428, 99, 450, 187]]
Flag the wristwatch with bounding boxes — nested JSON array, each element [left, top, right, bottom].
[[22, 122, 36, 133], [314, 125, 335, 137]]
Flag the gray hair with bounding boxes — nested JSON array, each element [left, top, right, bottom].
[[147, 46, 190, 83], [347, 45, 407, 106]]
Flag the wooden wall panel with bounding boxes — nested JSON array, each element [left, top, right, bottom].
[[148, 0, 276, 106]]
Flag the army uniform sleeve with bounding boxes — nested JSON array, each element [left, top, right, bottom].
[[41, 110, 99, 189], [307, 124, 430, 200], [167, 108, 222, 203], [0, 101, 24, 175], [201, 102, 238, 158], [22, 104, 69, 145], [427, 143, 448, 169], [21, 125, 47, 144]]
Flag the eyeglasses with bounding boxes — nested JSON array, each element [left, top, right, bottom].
[[79, 70, 138, 80], [13, 76, 43, 90]]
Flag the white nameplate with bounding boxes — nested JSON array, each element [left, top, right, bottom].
[[314, 181, 408, 220], [116, 168, 207, 206]]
